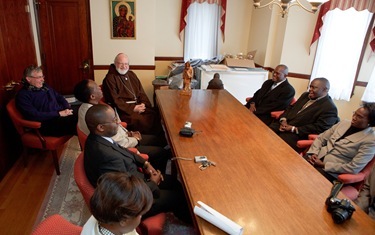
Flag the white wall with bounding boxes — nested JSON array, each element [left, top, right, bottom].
[[90, 0, 156, 65], [155, 0, 183, 57]]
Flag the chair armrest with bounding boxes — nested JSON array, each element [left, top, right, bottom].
[[19, 119, 42, 129], [128, 147, 149, 160], [337, 172, 365, 184], [139, 153, 149, 160], [308, 134, 318, 140], [271, 111, 284, 119], [296, 140, 314, 149]]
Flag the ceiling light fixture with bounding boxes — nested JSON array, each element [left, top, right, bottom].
[[252, 0, 327, 18]]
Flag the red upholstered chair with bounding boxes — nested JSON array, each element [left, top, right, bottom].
[[6, 98, 72, 175], [338, 156, 375, 200], [138, 213, 167, 235], [31, 214, 82, 235], [74, 152, 95, 207], [296, 134, 318, 156], [270, 97, 297, 120], [74, 152, 165, 235], [77, 125, 87, 151]]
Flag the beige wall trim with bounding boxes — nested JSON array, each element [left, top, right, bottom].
[[93, 65, 155, 70]]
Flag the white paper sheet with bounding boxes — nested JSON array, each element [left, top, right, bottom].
[[193, 201, 243, 235]]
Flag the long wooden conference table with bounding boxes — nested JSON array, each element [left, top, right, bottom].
[[155, 89, 375, 234]]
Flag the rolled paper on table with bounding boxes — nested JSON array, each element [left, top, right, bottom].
[[193, 201, 243, 235]]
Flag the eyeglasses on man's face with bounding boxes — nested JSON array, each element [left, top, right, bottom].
[[29, 75, 45, 79]]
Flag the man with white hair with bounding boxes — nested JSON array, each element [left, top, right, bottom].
[[102, 53, 162, 135]]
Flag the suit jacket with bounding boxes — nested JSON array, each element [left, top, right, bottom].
[[245, 79, 295, 114], [279, 92, 339, 138], [307, 120, 375, 177], [84, 134, 159, 196], [355, 166, 375, 219]]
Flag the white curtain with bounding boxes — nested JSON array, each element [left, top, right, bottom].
[[362, 66, 375, 102], [311, 8, 372, 101], [184, 2, 221, 61]]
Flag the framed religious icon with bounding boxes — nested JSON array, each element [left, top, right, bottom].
[[110, 0, 136, 39]]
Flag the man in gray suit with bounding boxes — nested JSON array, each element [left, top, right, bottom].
[[269, 77, 339, 152], [306, 103, 375, 182]]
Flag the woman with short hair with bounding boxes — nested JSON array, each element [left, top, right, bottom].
[[81, 172, 153, 235]]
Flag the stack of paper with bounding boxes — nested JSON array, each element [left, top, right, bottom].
[[194, 201, 243, 235]]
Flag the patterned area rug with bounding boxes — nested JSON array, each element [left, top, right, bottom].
[[34, 136, 198, 234]]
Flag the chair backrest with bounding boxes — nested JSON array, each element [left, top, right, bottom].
[[290, 97, 297, 105], [6, 98, 41, 136], [270, 97, 297, 120], [74, 152, 95, 207], [338, 156, 375, 184], [359, 156, 375, 178], [77, 125, 88, 151], [32, 214, 82, 235]]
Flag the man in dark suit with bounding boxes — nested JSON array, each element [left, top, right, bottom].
[[84, 104, 191, 223], [245, 64, 295, 125], [269, 77, 339, 152]]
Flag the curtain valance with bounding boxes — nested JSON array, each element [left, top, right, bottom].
[[310, 0, 375, 51], [179, 0, 227, 41]]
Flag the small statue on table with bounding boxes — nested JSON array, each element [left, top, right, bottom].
[[181, 61, 193, 96]]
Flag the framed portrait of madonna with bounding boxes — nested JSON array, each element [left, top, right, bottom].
[[110, 0, 136, 39]]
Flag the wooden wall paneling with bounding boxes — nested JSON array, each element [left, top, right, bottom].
[[0, 0, 37, 180]]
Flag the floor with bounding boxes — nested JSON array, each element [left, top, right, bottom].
[[0, 148, 63, 234]]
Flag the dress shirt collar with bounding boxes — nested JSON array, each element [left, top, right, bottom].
[[101, 136, 114, 144], [271, 79, 286, 89]]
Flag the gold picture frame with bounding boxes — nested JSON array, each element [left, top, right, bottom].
[[110, 0, 136, 39]]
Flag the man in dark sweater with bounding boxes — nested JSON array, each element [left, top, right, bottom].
[[16, 65, 77, 136]]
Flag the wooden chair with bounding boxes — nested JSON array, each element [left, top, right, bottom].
[[6, 98, 72, 175], [32, 214, 82, 235], [73, 152, 166, 235]]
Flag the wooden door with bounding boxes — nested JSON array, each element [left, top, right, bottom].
[[36, 0, 93, 95], [0, 0, 37, 179]]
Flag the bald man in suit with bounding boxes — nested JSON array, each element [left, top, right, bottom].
[[269, 77, 339, 152], [245, 64, 295, 125]]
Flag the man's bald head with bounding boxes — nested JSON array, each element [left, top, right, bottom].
[[85, 104, 112, 134]]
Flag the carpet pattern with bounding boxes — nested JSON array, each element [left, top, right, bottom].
[[34, 136, 198, 234]]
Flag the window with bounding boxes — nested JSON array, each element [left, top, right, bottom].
[[311, 8, 373, 101], [184, 2, 221, 61], [362, 67, 375, 102]]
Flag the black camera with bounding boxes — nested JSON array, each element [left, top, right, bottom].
[[325, 181, 356, 224]]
